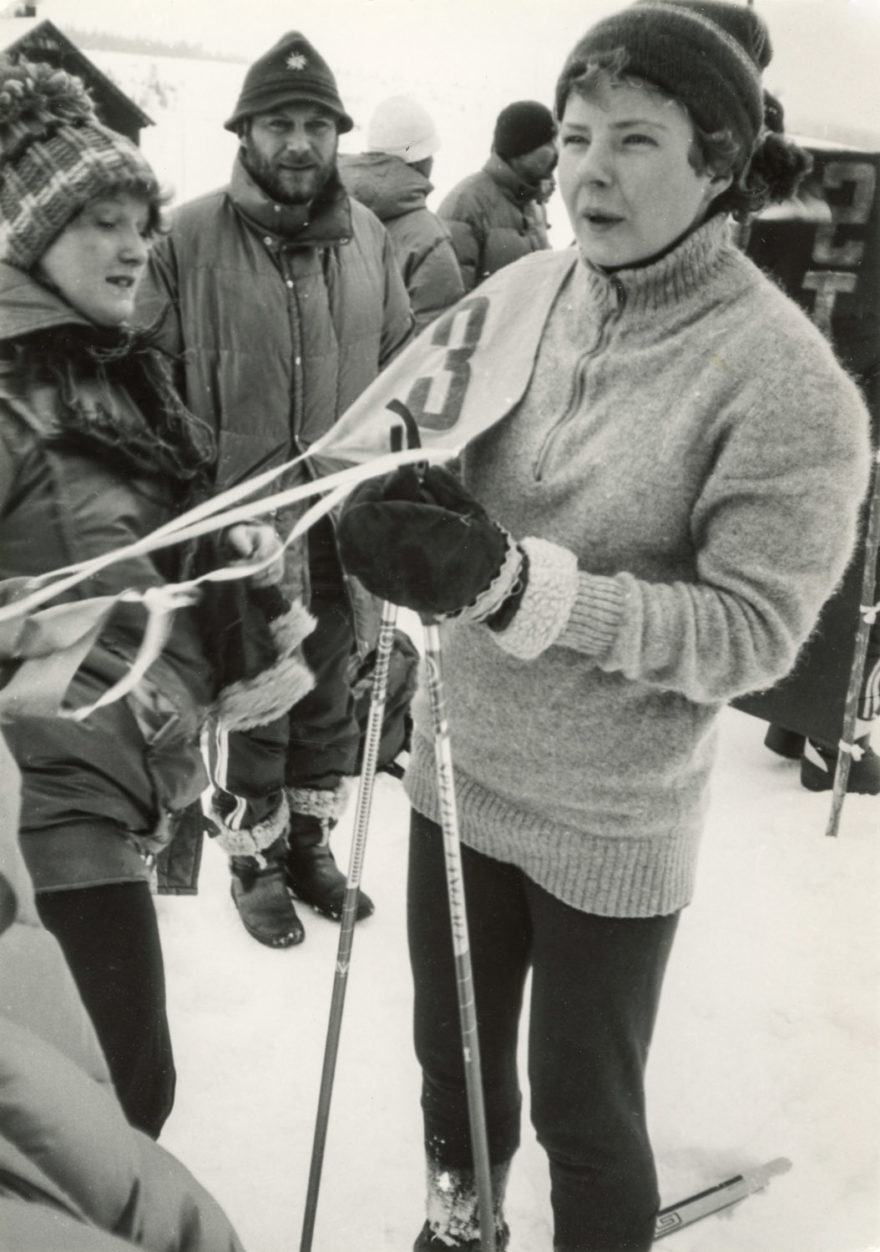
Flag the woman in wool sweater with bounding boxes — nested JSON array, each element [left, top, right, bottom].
[[0, 58, 305, 1139], [338, 3, 872, 1250]]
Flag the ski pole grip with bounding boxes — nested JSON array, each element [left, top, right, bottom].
[[386, 399, 423, 455]]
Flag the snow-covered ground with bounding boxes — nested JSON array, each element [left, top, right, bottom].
[[156, 657, 880, 1252], [79, 15, 880, 1248]]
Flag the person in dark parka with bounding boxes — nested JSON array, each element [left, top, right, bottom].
[[437, 99, 558, 291], [0, 56, 300, 1135]]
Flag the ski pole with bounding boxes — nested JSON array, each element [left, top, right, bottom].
[[299, 404, 418, 1251], [299, 599, 398, 1252], [421, 617, 496, 1252], [826, 446, 880, 837]]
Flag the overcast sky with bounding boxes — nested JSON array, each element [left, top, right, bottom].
[[16, 0, 880, 142]]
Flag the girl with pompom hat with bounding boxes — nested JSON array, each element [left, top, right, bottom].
[[0, 56, 311, 1137]]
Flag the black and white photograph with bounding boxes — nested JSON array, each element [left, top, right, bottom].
[[0, 1, 878, 1249]]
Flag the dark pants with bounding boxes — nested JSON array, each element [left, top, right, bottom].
[[36, 879, 175, 1140], [284, 592, 360, 787], [219, 520, 360, 814], [407, 811, 679, 1252]]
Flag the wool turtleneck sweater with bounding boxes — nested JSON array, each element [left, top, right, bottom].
[[404, 215, 871, 918]]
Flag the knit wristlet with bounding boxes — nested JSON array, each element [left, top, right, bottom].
[[489, 536, 579, 661]]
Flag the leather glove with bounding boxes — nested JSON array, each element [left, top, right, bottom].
[[337, 465, 524, 621]]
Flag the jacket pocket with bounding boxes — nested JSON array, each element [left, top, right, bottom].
[[124, 678, 207, 852]]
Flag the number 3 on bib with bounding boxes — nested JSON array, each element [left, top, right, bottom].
[[405, 297, 489, 431]]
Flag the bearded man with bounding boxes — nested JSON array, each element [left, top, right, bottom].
[[138, 32, 413, 948]]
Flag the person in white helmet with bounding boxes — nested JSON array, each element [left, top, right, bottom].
[[340, 95, 465, 329]]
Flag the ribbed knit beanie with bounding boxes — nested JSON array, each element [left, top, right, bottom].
[[224, 32, 353, 133], [555, 1, 772, 158], [493, 101, 557, 160], [0, 55, 158, 271], [367, 95, 440, 163]]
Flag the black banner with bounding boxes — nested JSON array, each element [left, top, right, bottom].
[[732, 146, 879, 744]]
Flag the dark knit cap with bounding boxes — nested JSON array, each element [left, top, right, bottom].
[[0, 55, 158, 270], [493, 100, 557, 160], [555, 1, 772, 157], [224, 32, 353, 133]]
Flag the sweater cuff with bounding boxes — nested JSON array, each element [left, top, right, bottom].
[[489, 536, 579, 661], [555, 573, 626, 656]]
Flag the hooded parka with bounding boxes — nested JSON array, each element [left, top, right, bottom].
[[339, 152, 465, 329], [0, 264, 215, 891]]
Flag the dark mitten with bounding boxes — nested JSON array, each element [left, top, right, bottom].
[[192, 536, 315, 731], [337, 465, 522, 618]]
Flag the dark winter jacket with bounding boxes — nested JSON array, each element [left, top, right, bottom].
[[339, 152, 465, 329], [0, 732, 246, 1251], [0, 264, 313, 894], [437, 153, 551, 292], [136, 155, 413, 650], [0, 264, 221, 891]]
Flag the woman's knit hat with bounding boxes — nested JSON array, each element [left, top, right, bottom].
[[493, 101, 557, 160], [555, 0, 773, 158], [0, 55, 158, 271], [367, 95, 440, 164], [224, 32, 353, 134]]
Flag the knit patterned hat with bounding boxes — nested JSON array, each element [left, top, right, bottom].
[[224, 32, 353, 134], [367, 95, 440, 164], [0, 55, 158, 271], [555, 1, 773, 158], [493, 101, 557, 160]]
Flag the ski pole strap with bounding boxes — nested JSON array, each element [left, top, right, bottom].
[[838, 737, 867, 761]]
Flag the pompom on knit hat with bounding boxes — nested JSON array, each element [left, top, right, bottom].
[[0, 55, 158, 271], [493, 100, 557, 160], [555, 0, 773, 159], [224, 32, 353, 134], [366, 95, 440, 164]]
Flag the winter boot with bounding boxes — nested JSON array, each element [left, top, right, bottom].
[[800, 736, 880, 795], [230, 843, 305, 948], [209, 791, 305, 948], [763, 724, 806, 761], [413, 1159, 511, 1251], [285, 785, 374, 922]]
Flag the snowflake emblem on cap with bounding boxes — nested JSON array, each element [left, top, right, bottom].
[[286, 52, 308, 71]]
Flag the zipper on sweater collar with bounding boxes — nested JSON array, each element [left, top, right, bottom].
[[532, 278, 626, 482], [578, 215, 736, 321]]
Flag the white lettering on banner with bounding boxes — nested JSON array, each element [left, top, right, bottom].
[[812, 162, 876, 266], [803, 160, 875, 331], [802, 271, 858, 334]]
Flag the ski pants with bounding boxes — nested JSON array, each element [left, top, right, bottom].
[[214, 519, 361, 822], [36, 879, 175, 1140], [407, 810, 680, 1252]]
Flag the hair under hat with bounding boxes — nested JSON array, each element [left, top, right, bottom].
[[493, 101, 557, 161], [555, 0, 772, 161], [224, 32, 353, 134], [0, 55, 159, 271], [367, 95, 440, 164]]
